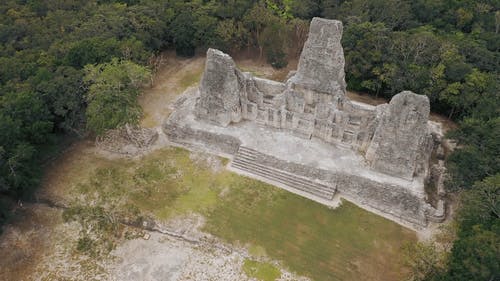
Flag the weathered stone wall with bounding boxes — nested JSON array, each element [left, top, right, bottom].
[[165, 108, 241, 155], [193, 18, 386, 155], [288, 17, 346, 97], [164, 122, 241, 155], [196, 49, 243, 127], [165, 116, 430, 227], [253, 77, 285, 97], [255, 151, 428, 227], [366, 92, 431, 180], [192, 17, 443, 184], [167, 16, 447, 228]]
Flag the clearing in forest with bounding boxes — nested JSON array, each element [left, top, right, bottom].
[[0, 53, 416, 281]]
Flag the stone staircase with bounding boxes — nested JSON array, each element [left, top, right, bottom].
[[231, 146, 336, 200]]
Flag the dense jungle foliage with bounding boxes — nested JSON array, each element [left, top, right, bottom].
[[0, 1, 498, 280]]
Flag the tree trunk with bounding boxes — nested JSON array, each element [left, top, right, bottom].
[[448, 107, 455, 119]]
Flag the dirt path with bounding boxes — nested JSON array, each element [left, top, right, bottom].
[[139, 51, 205, 128]]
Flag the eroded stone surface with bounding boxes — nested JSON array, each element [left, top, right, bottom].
[[366, 91, 431, 179], [195, 48, 243, 127], [165, 17, 446, 228], [288, 17, 346, 96]]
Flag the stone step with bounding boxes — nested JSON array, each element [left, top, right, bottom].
[[236, 147, 334, 190], [234, 157, 334, 195], [232, 161, 334, 200], [231, 162, 334, 199], [233, 157, 334, 195], [255, 119, 267, 127], [235, 147, 334, 192], [237, 150, 264, 161], [238, 146, 263, 155], [231, 147, 335, 200], [237, 150, 258, 161]]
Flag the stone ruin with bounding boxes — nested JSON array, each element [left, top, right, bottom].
[[164, 17, 446, 229], [96, 124, 158, 156]]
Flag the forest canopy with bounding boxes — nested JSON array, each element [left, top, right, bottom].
[[0, 1, 498, 280]]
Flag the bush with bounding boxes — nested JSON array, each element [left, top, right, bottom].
[[266, 48, 288, 69]]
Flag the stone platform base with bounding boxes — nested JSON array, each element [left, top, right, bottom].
[[164, 88, 442, 229]]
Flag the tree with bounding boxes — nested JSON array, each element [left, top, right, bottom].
[[445, 174, 500, 281], [29, 66, 86, 134], [193, 9, 219, 48], [342, 22, 390, 95], [446, 118, 500, 190], [288, 18, 309, 57], [320, 0, 344, 20], [243, 1, 276, 59], [403, 241, 447, 281], [446, 226, 499, 281], [456, 174, 500, 236], [64, 38, 126, 68], [260, 20, 289, 68], [215, 19, 248, 52], [84, 59, 150, 135], [287, 0, 320, 19], [0, 91, 53, 144], [169, 11, 197, 57], [0, 91, 52, 197], [214, 0, 258, 20], [366, 0, 414, 30]]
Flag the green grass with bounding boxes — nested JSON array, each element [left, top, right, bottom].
[[243, 259, 281, 281], [179, 68, 203, 89], [248, 244, 267, 258], [67, 147, 415, 280], [69, 147, 236, 221], [204, 178, 416, 281], [239, 66, 265, 77]]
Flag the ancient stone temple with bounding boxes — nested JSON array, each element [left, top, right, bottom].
[[165, 17, 446, 229]]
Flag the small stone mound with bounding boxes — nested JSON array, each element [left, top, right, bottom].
[[96, 124, 158, 156]]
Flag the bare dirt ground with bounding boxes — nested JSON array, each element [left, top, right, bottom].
[[0, 205, 63, 280], [108, 214, 309, 281], [139, 51, 205, 128]]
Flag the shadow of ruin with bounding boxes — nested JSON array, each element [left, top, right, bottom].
[[164, 17, 446, 229]]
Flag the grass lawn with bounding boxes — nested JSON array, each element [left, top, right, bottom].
[[67, 147, 231, 220], [204, 176, 416, 281], [243, 259, 281, 281], [179, 67, 204, 89], [61, 147, 415, 281]]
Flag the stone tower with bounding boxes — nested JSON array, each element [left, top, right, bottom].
[[288, 17, 346, 98], [366, 91, 432, 180], [195, 48, 243, 127]]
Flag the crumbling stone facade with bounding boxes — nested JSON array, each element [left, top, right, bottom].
[[167, 17, 446, 228], [196, 18, 436, 181]]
